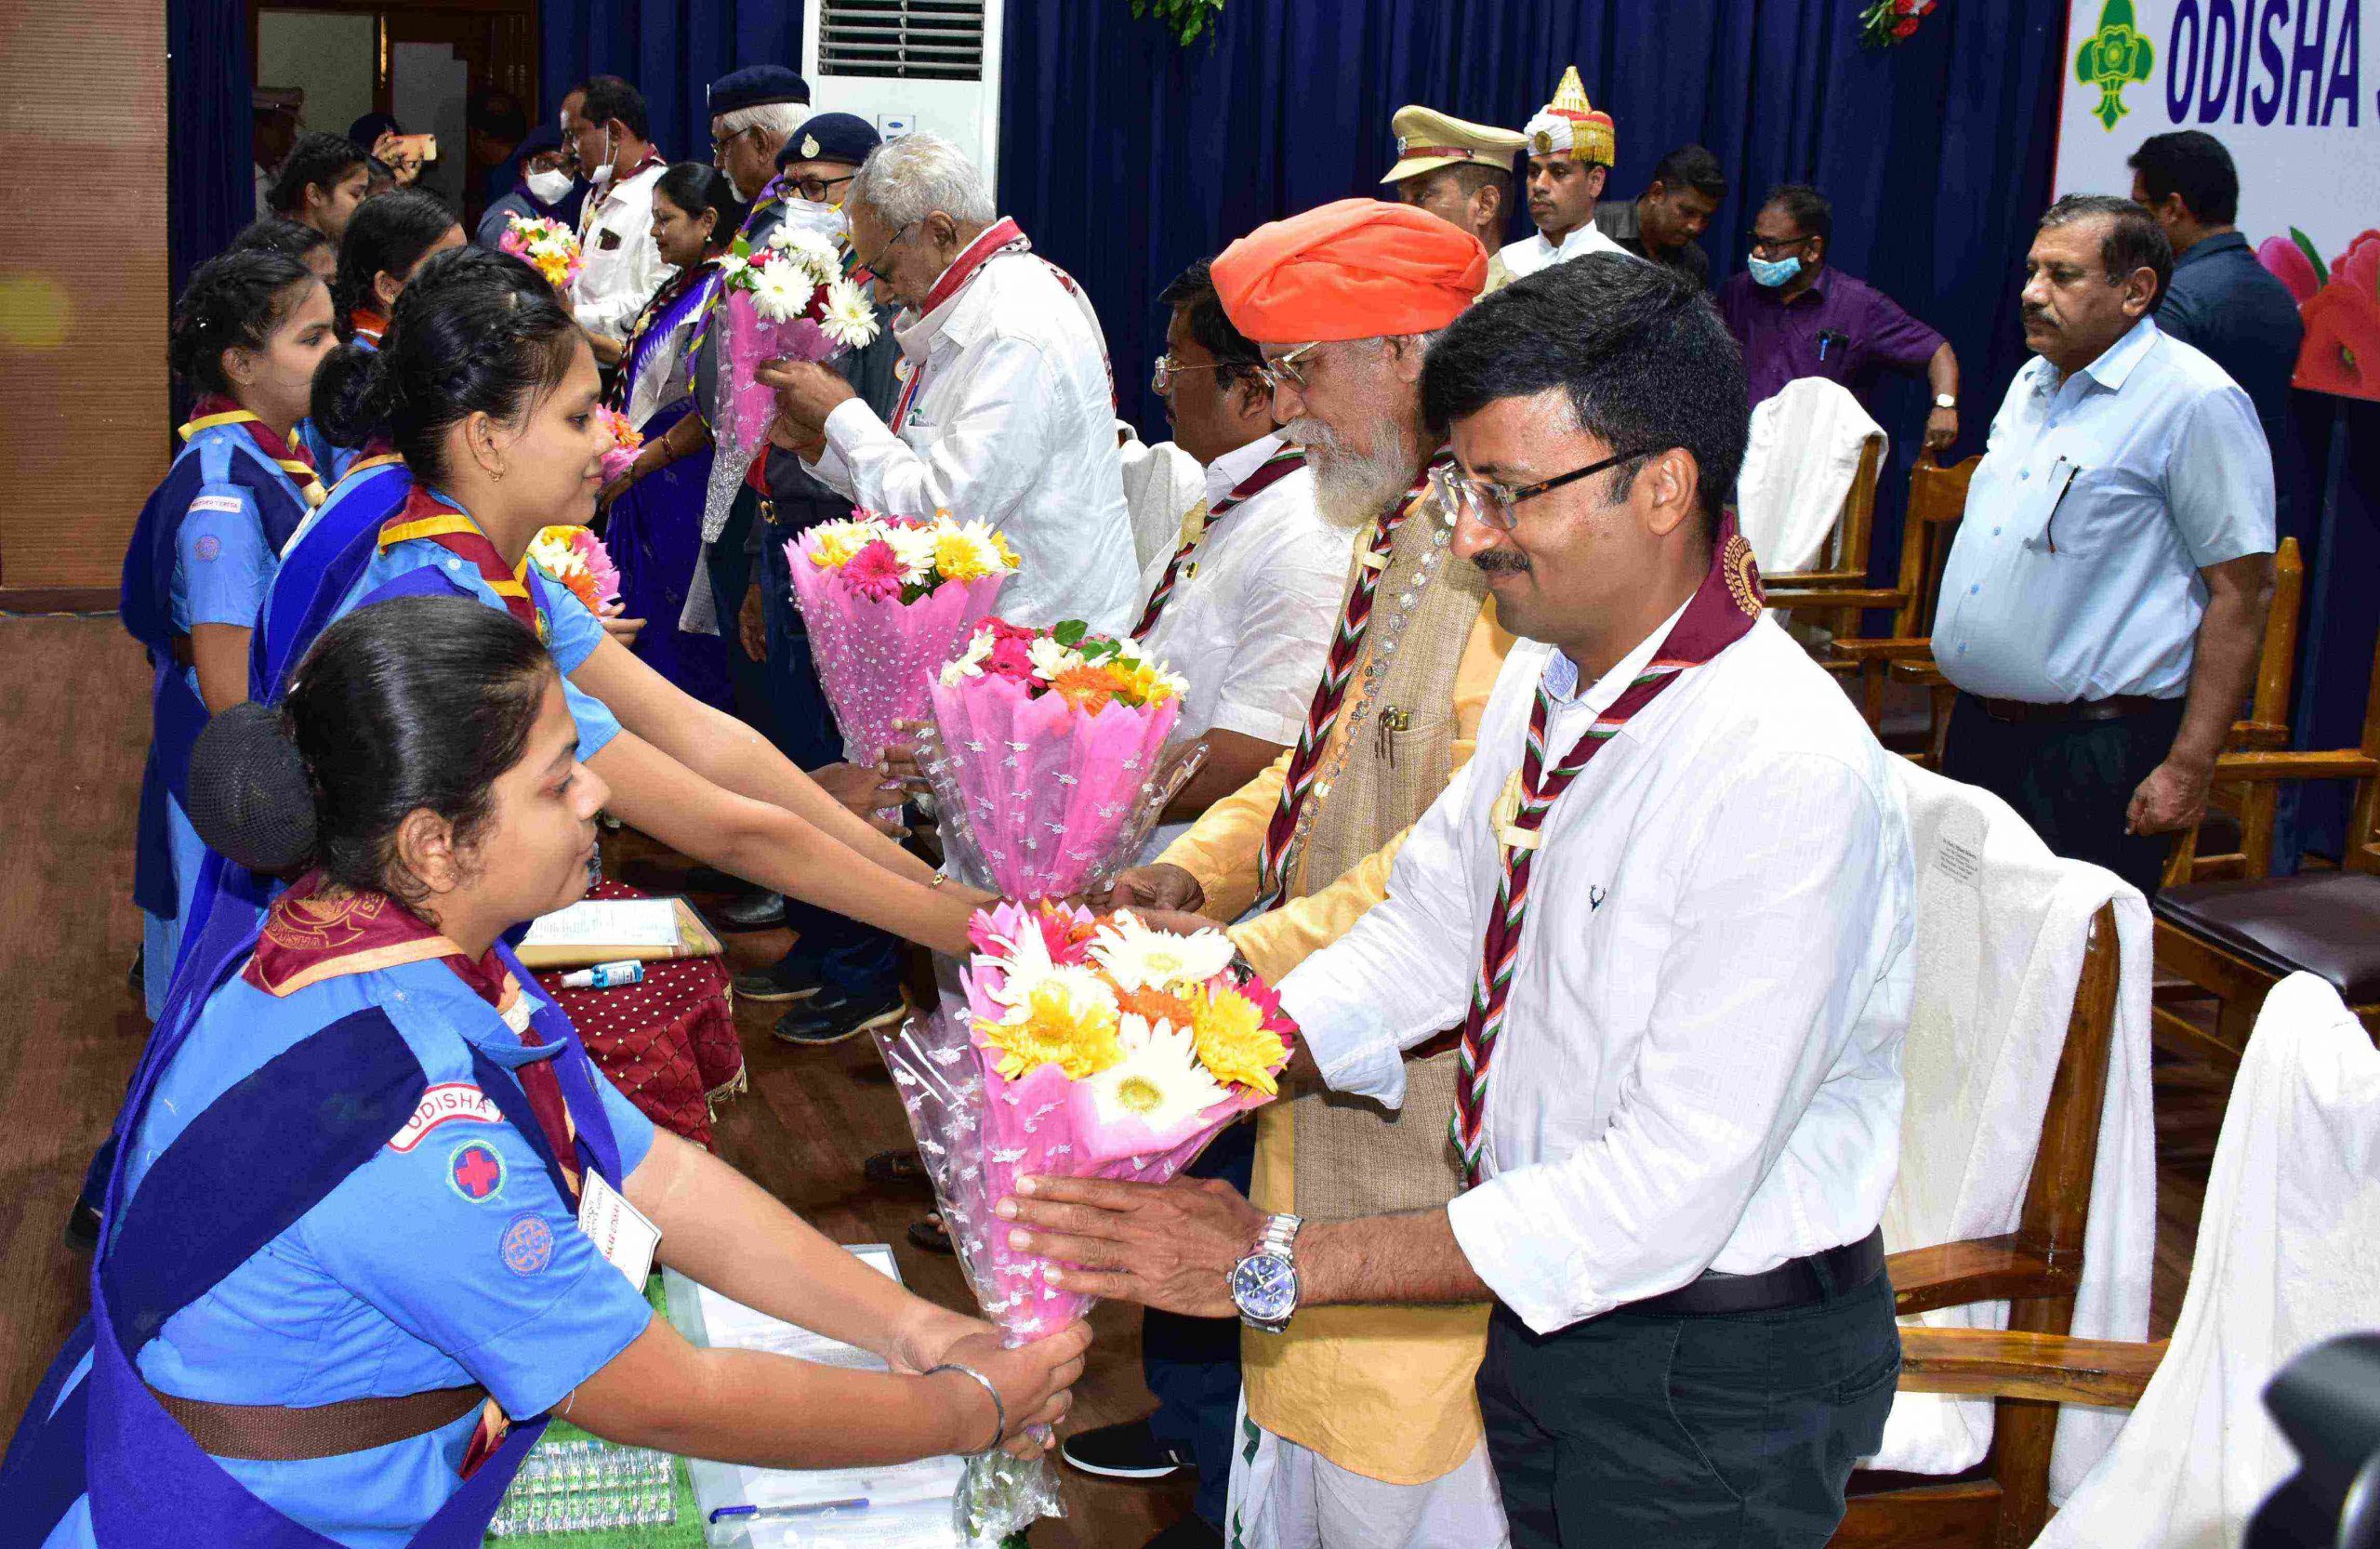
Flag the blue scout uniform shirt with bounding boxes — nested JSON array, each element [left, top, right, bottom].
[[1935, 317, 2276, 704], [42, 960, 657, 1549], [332, 530, 625, 760]]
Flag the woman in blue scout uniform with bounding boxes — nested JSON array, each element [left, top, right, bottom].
[[591, 162, 740, 710], [122, 249, 337, 1016], [258, 245, 984, 965], [3, 599, 1087, 1549], [332, 188, 464, 348], [227, 221, 357, 481]]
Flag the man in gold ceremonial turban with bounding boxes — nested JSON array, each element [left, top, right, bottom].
[[1102, 198, 1518, 1547], [1501, 66, 1633, 283]]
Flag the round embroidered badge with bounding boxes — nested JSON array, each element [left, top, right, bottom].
[[1723, 533, 1765, 616], [194, 535, 222, 562], [447, 1141, 507, 1203], [499, 1213, 555, 1276]]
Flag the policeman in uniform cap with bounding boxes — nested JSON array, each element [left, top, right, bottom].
[[1382, 106, 1530, 298]]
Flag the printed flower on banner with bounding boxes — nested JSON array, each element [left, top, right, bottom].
[[2256, 225, 2380, 399]]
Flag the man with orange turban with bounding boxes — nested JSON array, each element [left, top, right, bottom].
[[1501, 66, 1633, 283], [1102, 197, 1517, 1547]]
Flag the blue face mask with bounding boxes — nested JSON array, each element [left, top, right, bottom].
[[1747, 253, 1803, 288]]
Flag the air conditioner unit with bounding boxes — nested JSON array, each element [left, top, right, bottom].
[[801, 0, 1003, 192]]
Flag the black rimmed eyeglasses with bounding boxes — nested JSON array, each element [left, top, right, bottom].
[[1428, 447, 1666, 532]]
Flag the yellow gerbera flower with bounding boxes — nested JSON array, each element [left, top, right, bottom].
[[933, 528, 995, 583], [1116, 657, 1183, 708], [989, 531, 1021, 568], [811, 527, 861, 568], [977, 978, 1122, 1080], [1186, 985, 1289, 1095]]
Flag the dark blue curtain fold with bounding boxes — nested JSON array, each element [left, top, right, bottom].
[[167, 0, 252, 309], [540, 0, 805, 167]]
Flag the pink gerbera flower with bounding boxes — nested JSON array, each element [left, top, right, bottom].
[[984, 637, 1038, 681], [843, 538, 906, 600]]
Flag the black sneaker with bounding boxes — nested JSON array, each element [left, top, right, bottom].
[[770, 986, 907, 1047], [733, 958, 825, 1003], [711, 889, 787, 932], [1060, 1418, 1190, 1481]]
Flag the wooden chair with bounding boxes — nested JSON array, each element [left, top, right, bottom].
[[1767, 453, 1979, 768], [1765, 430, 1886, 592], [2149, 619, 2380, 1068], [2160, 536, 2307, 887], [1830, 903, 2121, 1549]]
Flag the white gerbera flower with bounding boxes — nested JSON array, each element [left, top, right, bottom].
[[941, 628, 994, 686], [718, 254, 750, 281], [1090, 909, 1237, 993], [1087, 1015, 1231, 1132], [1026, 635, 1085, 684], [819, 276, 880, 351], [884, 522, 939, 585], [782, 229, 842, 283], [749, 261, 815, 324], [525, 532, 586, 578], [988, 962, 1117, 1029]]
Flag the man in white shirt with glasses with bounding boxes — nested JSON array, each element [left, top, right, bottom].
[[1005, 254, 1915, 1549]]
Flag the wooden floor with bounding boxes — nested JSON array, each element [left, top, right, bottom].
[[0, 612, 2217, 1548]]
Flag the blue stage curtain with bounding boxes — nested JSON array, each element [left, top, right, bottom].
[[540, 0, 803, 169], [167, 0, 253, 300], [1000, 0, 2072, 588]]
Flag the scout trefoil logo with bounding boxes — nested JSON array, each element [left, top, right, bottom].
[[2075, 0, 2156, 130]]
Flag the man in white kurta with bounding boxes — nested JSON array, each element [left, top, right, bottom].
[[763, 134, 1140, 636], [1001, 253, 1916, 1549]]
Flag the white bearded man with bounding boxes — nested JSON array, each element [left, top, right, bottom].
[[1499, 66, 1633, 282], [760, 133, 1140, 635]]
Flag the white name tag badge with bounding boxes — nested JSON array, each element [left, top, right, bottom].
[[575, 1171, 661, 1288]]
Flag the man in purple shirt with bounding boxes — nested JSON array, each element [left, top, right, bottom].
[[1718, 183, 1962, 451]]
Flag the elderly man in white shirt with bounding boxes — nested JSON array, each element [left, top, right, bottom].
[[1500, 67, 1635, 282], [762, 133, 1140, 635], [1935, 193, 2275, 896], [563, 75, 675, 348], [1003, 254, 1915, 1549]]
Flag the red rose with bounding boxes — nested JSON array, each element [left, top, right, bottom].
[[1893, 15, 1920, 33], [1895, 0, 1920, 13]]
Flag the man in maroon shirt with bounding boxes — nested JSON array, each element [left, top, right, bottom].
[[1717, 183, 1962, 452]]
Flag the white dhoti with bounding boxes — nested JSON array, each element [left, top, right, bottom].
[[1225, 1394, 1510, 1549]]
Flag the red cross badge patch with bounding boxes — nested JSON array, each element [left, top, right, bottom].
[[447, 1141, 508, 1203]]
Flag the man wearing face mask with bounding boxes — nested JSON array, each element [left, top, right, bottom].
[[1716, 183, 1961, 450], [760, 132, 1140, 637], [1932, 194, 2275, 896], [1499, 68, 1633, 283], [565, 76, 673, 345], [475, 125, 586, 250]]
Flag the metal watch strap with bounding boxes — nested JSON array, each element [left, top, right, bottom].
[[1236, 1211, 1303, 1333]]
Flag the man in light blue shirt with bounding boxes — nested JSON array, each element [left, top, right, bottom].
[[1934, 194, 2275, 894]]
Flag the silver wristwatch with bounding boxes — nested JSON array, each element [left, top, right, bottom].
[[1228, 1212, 1302, 1333]]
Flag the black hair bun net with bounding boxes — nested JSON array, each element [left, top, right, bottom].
[[186, 701, 316, 876]]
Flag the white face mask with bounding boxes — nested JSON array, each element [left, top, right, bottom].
[[524, 167, 574, 205], [781, 197, 847, 241], [588, 126, 616, 186]]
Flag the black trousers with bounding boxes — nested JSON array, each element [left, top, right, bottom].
[[1476, 1271, 1899, 1549], [1938, 691, 2188, 898]]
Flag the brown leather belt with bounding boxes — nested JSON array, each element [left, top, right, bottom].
[[146, 1382, 490, 1461], [1970, 692, 2168, 724]]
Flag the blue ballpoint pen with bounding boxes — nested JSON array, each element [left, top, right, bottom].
[[708, 1496, 870, 1524]]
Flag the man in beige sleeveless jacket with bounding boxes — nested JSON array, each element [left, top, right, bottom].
[[1107, 199, 1517, 1548]]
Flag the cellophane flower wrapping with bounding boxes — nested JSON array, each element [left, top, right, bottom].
[[525, 524, 621, 614], [784, 511, 1018, 767], [873, 901, 1295, 1544], [713, 225, 881, 471], [595, 404, 643, 483], [918, 621, 1206, 899]]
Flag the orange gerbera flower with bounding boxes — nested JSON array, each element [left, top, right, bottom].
[[1049, 663, 1124, 714], [1115, 984, 1197, 1030]]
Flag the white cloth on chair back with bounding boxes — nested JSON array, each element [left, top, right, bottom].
[[1116, 424, 1208, 575], [1867, 760, 2156, 1501], [2037, 973, 2380, 1548], [1736, 377, 1885, 575]]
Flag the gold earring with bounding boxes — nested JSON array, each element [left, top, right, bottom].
[[492, 463, 507, 483]]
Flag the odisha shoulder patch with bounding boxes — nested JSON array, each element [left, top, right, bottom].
[[499, 1212, 555, 1276], [189, 494, 245, 516]]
